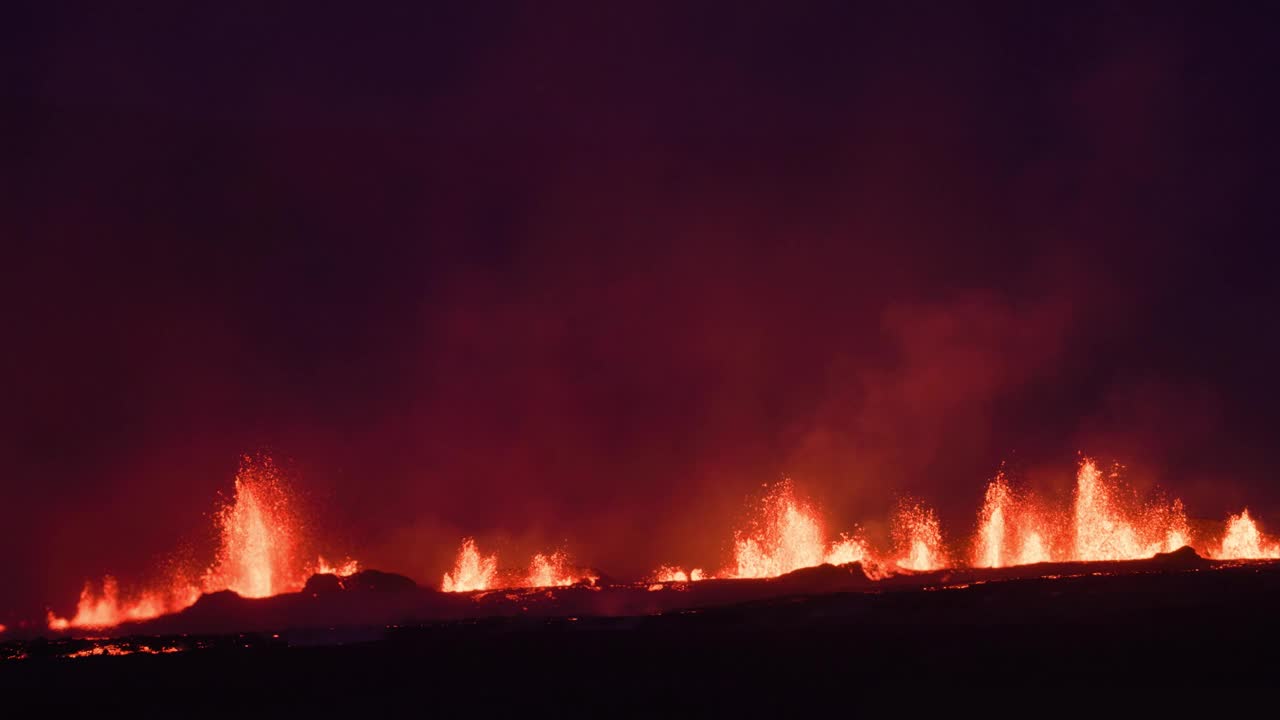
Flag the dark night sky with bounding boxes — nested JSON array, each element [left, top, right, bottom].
[[5, 2, 1280, 622]]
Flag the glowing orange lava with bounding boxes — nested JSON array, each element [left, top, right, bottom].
[[894, 501, 945, 571], [313, 556, 360, 577], [653, 566, 706, 582], [46, 576, 200, 631], [523, 551, 582, 588], [971, 473, 1058, 567], [724, 482, 871, 579], [442, 538, 498, 592], [1072, 459, 1188, 562], [1215, 509, 1280, 559], [42, 451, 1280, 632], [441, 539, 594, 591], [974, 476, 1013, 568], [65, 643, 183, 659], [201, 457, 304, 598], [1018, 530, 1050, 565], [49, 456, 358, 631]]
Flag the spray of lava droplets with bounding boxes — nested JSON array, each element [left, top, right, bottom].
[[1215, 510, 1280, 559], [441, 539, 589, 591], [524, 552, 583, 588], [972, 472, 1054, 568], [974, 476, 1013, 568], [893, 500, 946, 571], [724, 481, 871, 579], [314, 557, 361, 577], [49, 456, 358, 630], [1072, 459, 1188, 562], [653, 566, 706, 583], [46, 577, 200, 631], [441, 538, 498, 592], [201, 457, 305, 598]]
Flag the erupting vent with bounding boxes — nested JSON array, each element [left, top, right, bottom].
[[725, 481, 871, 579], [441, 539, 591, 592], [47, 456, 360, 630], [39, 455, 1280, 633]]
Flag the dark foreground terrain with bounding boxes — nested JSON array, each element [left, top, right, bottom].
[[4, 554, 1280, 703]]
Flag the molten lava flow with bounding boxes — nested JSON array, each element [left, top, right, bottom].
[[894, 501, 945, 571], [313, 556, 360, 577], [65, 642, 184, 659], [1215, 510, 1280, 559], [442, 538, 498, 592], [723, 481, 871, 579], [201, 457, 304, 598], [974, 476, 1012, 568], [46, 577, 200, 631], [653, 566, 705, 583]]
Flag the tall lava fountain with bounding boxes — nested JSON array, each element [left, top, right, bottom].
[[201, 457, 301, 598]]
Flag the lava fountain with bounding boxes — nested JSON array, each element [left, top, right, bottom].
[[1215, 510, 1280, 559], [894, 500, 945, 571], [724, 481, 871, 579], [313, 556, 361, 577], [973, 475, 1013, 568], [46, 577, 200, 631], [442, 538, 498, 592], [524, 552, 582, 588], [972, 472, 1056, 567], [441, 539, 594, 591], [1072, 458, 1189, 562], [49, 455, 355, 630], [653, 566, 706, 583], [201, 456, 304, 598]]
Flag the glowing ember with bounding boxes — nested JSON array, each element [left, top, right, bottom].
[[653, 566, 706, 582], [1215, 509, 1280, 559], [65, 644, 135, 658], [442, 538, 498, 592], [64, 643, 183, 659], [46, 576, 199, 631], [894, 501, 945, 571], [201, 456, 304, 598], [724, 481, 871, 579]]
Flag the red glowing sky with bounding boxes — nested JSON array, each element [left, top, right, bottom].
[[5, 4, 1280, 622]]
